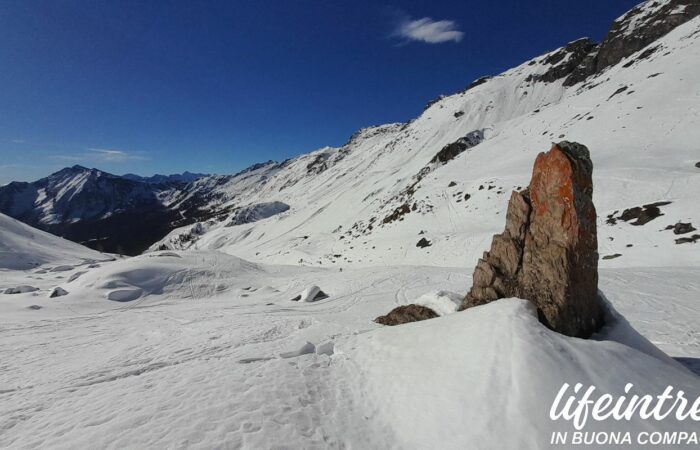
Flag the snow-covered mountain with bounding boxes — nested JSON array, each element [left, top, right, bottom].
[[0, 166, 221, 255], [152, 0, 700, 270], [0, 165, 186, 255]]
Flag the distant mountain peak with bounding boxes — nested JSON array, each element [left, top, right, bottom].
[[122, 171, 208, 185]]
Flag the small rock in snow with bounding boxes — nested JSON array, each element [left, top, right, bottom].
[[5, 285, 39, 295], [49, 287, 68, 298], [602, 253, 623, 260], [290, 286, 328, 302], [675, 234, 700, 245], [375, 304, 439, 326], [416, 237, 432, 248], [673, 222, 696, 235]]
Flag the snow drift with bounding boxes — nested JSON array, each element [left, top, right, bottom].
[[0, 212, 108, 270], [347, 298, 700, 449]]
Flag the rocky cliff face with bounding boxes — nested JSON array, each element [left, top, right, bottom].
[[565, 0, 700, 85], [461, 142, 603, 338], [525, 0, 700, 87]]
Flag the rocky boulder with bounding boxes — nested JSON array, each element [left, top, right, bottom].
[[375, 304, 439, 326], [49, 287, 69, 298], [461, 142, 603, 338], [673, 222, 696, 234]]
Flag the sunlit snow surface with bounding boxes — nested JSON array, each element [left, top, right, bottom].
[[0, 249, 698, 448]]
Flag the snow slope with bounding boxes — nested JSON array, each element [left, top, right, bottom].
[[0, 213, 109, 271], [0, 251, 697, 448]]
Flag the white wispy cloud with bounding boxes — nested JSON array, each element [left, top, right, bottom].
[[87, 148, 146, 162], [393, 16, 464, 44], [50, 148, 148, 164], [51, 155, 85, 162]]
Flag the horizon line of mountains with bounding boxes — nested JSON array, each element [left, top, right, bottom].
[[1, 0, 698, 256]]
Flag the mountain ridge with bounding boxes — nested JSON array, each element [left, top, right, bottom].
[[2, 0, 699, 263]]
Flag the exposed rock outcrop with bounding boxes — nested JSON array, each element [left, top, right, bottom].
[[429, 130, 485, 164], [606, 201, 671, 225], [676, 234, 700, 244], [375, 304, 439, 326], [461, 142, 603, 338], [565, 0, 700, 85], [49, 287, 69, 298], [672, 222, 696, 234], [416, 237, 432, 248], [526, 38, 599, 84]]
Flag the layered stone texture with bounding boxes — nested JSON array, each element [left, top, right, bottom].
[[461, 142, 604, 337]]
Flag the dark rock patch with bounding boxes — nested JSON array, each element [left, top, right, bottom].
[[448, 181, 457, 187], [461, 76, 492, 93], [416, 237, 432, 248], [49, 287, 68, 298], [383, 203, 411, 224], [607, 86, 628, 100], [673, 222, 696, 235], [676, 234, 700, 244], [429, 130, 484, 164], [602, 254, 622, 260], [610, 201, 672, 226], [527, 38, 598, 84], [375, 304, 439, 326]]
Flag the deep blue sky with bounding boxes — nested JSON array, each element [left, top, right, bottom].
[[0, 0, 640, 183]]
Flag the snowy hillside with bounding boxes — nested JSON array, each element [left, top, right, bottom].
[[153, 3, 700, 270], [0, 212, 110, 270]]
